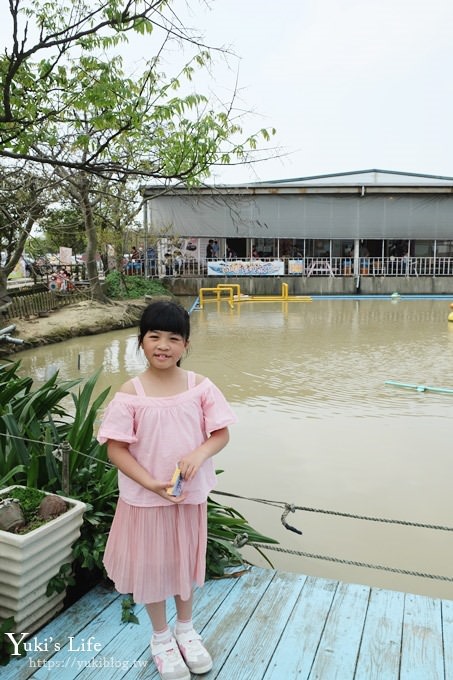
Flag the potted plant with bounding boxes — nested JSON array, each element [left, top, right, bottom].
[[0, 362, 112, 636], [0, 485, 86, 633]]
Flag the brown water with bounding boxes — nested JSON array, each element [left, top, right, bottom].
[[16, 298, 453, 600]]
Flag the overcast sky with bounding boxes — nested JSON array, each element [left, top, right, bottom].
[[171, 0, 453, 184], [3, 0, 453, 184]]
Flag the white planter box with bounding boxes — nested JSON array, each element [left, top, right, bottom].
[[0, 486, 86, 633]]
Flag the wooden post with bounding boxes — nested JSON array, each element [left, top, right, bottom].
[[61, 441, 71, 495]]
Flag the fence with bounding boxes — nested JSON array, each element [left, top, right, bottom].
[[153, 256, 453, 278], [3, 289, 89, 320]]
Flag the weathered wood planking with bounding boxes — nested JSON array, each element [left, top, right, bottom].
[[354, 588, 404, 680], [263, 576, 338, 679], [6, 567, 452, 680], [400, 594, 444, 680]]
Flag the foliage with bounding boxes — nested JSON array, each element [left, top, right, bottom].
[[0, 0, 275, 304], [103, 270, 169, 299], [206, 475, 279, 578], [46, 562, 76, 597], [0, 616, 25, 666], [0, 167, 50, 305], [0, 362, 116, 583], [0, 361, 279, 629], [0, 486, 44, 517], [0, 486, 45, 528], [37, 207, 86, 255], [121, 595, 139, 625]]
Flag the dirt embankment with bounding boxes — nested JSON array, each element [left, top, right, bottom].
[[1, 299, 150, 357]]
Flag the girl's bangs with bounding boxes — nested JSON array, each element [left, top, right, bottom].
[[140, 302, 190, 339]]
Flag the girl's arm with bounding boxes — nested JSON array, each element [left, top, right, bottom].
[[107, 439, 185, 503], [178, 427, 230, 482]]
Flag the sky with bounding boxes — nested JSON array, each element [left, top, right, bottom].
[[162, 0, 453, 184], [3, 0, 453, 185]]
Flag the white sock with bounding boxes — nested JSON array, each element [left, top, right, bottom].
[[175, 619, 194, 635], [152, 626, 172, 644]]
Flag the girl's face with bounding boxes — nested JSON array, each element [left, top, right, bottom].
[[142, 330, 188, 369]]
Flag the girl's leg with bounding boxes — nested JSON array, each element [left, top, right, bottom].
[[145, 600, 168, 634], [174, 592, 193, 624]]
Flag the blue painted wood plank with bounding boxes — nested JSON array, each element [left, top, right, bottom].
[[263, 575, 337, 680], [131, 576, 243, 680], [442, 600, 453, 680], [214, 570, 307, 679], [308, 581, 370, 679], [193, 572, 244, 632], [7, 585, 119, 680], [189, 567, 277, 678], [4, 567, 451, 680], [400, 593, 444, 680], [30, 600, 146, 680], [354, 587, 404, 680], [80, 575, 240, 680], [69, 602, 151, 680]]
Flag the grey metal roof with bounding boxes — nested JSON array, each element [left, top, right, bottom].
[[142, 169, 453, 240], [143, 169, 453, 198], [246, 169, 453, 187]]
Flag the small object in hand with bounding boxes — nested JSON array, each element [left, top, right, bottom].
[[167, 467, 183, 496]]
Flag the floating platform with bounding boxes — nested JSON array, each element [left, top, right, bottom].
[[198, 283, 312, 308], [385, 380, 453, 394], [8, 566, 453, 679]]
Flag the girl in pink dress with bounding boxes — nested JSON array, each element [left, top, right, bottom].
[[97, 300, 236, 680]]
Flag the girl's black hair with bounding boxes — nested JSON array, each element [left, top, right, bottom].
[[138, 300, 190, 347]]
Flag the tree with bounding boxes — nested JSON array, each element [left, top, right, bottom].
[[38, 207, 86, 256], [0, 0, 275, 302], [0, 165, 49, 309]]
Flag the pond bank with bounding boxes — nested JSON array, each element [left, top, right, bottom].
[[0, 299, 149, 357]]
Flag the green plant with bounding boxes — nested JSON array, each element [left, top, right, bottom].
[[0, 361, 80, 491], [46, 563, 76, 597], [0, 616, 25, 666], [0, 362, 116, 590], [0, 362, 279, 606], [121, 595, 139, 625], [104, 270, 169, 300], [206, 473, 279, 578], [0, 486, 45, 524]]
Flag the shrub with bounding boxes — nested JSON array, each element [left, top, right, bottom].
[[104, 270, 169, 299], [0, 362, 278, 592]]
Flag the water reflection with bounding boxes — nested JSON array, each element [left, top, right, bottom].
[[14, 299, 453, 599]]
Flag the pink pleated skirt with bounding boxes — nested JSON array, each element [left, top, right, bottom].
[[103, 498, 207, 604]]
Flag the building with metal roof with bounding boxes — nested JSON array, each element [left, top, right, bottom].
[[141, 170, 453, 294]]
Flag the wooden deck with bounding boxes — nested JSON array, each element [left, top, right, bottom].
[[7, 566, 453, 679]]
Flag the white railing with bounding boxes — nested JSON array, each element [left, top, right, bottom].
[[145, 256, 453, 278]]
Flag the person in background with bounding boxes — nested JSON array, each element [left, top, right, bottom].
[[97, 301, 236, 680], [164, 252, 173, 276], [174, 251, 183, 275], [206, 240, 214, 259]]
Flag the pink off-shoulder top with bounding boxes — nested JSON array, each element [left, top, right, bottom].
[[97, 371, 237, 507]]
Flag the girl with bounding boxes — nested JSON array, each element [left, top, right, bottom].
[[97, 300, 236, 680]]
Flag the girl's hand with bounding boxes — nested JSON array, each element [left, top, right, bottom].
[[178, 451, 206, 482], [149, 479, 186, 503], [178, 428, 230, 482]]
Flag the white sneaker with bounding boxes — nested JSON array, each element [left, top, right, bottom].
[[150, 636, 190, 680], [175, 629, 213, 674]]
